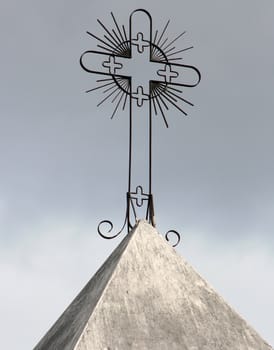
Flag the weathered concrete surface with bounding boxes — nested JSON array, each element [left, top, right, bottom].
[[34, 221, 273, 350], [34, 224, 136, 350]]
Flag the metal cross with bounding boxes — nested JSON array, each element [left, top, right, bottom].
[[80, 9, 201, 246]]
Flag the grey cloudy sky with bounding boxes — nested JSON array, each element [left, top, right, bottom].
[[0, 0, 274, 349]]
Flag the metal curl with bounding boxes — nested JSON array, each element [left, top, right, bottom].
[[165, 230, 181, 247], [97, 217, 127, 240]]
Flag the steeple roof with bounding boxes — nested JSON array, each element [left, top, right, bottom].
[[34, 220, 272, 350]]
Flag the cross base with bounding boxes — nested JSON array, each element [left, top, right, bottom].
[[97, 187, 156, 241], [127, 186, 156, 228]]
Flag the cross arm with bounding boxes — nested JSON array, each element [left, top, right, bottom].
[[80, 50, 130, 78], [156, 61, 201, 88]]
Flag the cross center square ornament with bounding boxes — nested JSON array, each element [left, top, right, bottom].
[[80, 9, 201, 247]]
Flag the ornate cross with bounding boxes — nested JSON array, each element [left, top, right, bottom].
[[80, 9, 201, 246]]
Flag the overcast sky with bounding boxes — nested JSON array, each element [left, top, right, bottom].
[[0, 0, 274, 349]]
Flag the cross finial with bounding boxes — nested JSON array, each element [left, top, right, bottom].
[[80, 9, 201, 247]]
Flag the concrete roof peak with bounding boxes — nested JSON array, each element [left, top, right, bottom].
[[34, 221, 273, 350]]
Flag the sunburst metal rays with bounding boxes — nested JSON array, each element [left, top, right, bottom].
[[85, 13, 131, 118], [149, 22, 195, 125], [152, 24, 193, 63], [89, 13, 130, 58], [150, 81, 195, 127], [86, 76, 130, 119], [84, 12, 196, 122], [150, 44, 167, 62]]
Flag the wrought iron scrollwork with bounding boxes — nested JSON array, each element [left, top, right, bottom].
[[97, 185, 155, 241], [97, 219, 126, 240], [165, 230, 181, 247]]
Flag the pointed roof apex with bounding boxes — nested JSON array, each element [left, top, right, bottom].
[[34, 220, 272, 350]]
